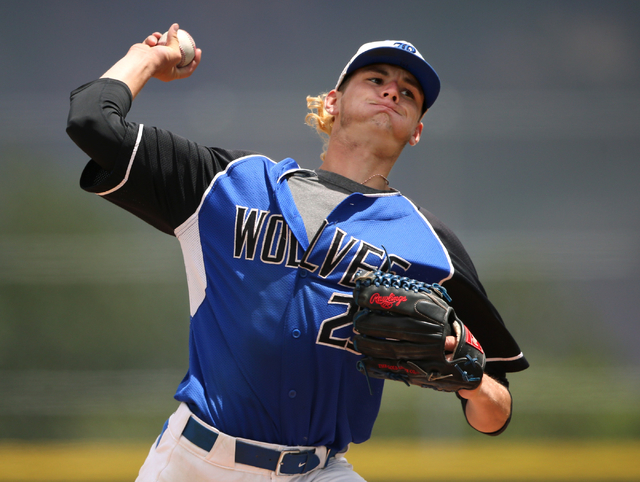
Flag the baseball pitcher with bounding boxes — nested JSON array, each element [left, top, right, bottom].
[[66, 24, 529, 481]]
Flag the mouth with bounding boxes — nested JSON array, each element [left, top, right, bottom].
[[369, 101, 400, 116]]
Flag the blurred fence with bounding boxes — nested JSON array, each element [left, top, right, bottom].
[[0, 365, 638, 441]]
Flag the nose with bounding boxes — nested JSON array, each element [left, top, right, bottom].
[[382, 82, 399, 103]]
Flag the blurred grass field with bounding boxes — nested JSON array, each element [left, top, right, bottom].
[[1, 439, 639, 482], [1, 366, 640, 482]]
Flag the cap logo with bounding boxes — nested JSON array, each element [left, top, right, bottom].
[[393, 42, 416, 54]]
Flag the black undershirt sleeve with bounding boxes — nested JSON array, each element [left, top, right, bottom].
[[66, 78, 256, 234], [66, 79, 132, 171]]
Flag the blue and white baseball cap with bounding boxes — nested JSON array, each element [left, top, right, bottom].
[[336, 40, 441, 112]]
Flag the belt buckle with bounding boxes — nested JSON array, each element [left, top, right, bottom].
[[275, 449, 304, 476]]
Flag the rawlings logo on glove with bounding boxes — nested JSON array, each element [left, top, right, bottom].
[[369, 292, 408, 309], [352, 269, 485, 393]]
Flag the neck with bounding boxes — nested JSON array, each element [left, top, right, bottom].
[[319, 132, 400, 190]]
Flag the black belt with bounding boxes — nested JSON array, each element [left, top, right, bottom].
[[182, 416, 335, 476]]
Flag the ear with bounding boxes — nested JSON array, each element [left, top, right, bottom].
[[324, 90, 339, 116], [408, 122, 423, 146]]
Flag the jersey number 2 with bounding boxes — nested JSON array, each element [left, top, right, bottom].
[[316, 293, 359, 354]]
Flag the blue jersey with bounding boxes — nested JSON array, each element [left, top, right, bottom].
[[69, 79, 528, 451], [172, 154, 453, 449]]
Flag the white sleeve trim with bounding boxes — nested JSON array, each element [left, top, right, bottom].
[[97, 124, 144, 196], [486, 352, 525, 363]]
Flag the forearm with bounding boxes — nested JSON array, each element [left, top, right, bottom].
[[101, 24, 200, 99], [458, 374, 512, 434], [100, 46, 159, 99]]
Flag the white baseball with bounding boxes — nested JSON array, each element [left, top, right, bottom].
[[158, 29, 196, 68]]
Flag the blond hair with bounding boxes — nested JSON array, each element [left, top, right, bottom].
[[305, 93, 335, 161]]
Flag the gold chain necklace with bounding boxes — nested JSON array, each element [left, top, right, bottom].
[[361, 173, 390, 186]]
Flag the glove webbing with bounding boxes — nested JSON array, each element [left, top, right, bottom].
[[354, 270, 452, 302]]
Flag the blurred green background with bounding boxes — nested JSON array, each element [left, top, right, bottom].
[[1, 2, 639, 480]]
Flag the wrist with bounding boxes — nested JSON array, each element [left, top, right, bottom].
[[457, 374, 485, 400]]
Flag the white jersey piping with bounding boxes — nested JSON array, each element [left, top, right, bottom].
[[174, 154, 277, 316], [97, 123, 144, 196]]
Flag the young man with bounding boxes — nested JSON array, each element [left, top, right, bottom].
[[67, 24, 528, 482]]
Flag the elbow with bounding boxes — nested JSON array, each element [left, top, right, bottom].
[[66, 113, 108, 160], [66, 112, 93, 146], [65, 113, 80, 140], [479, 411, 512, 437]]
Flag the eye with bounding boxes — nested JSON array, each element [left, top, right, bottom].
[[401, 84, 422, 100], [368, 77, 383, 84], [401, 88, 415, 99]]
